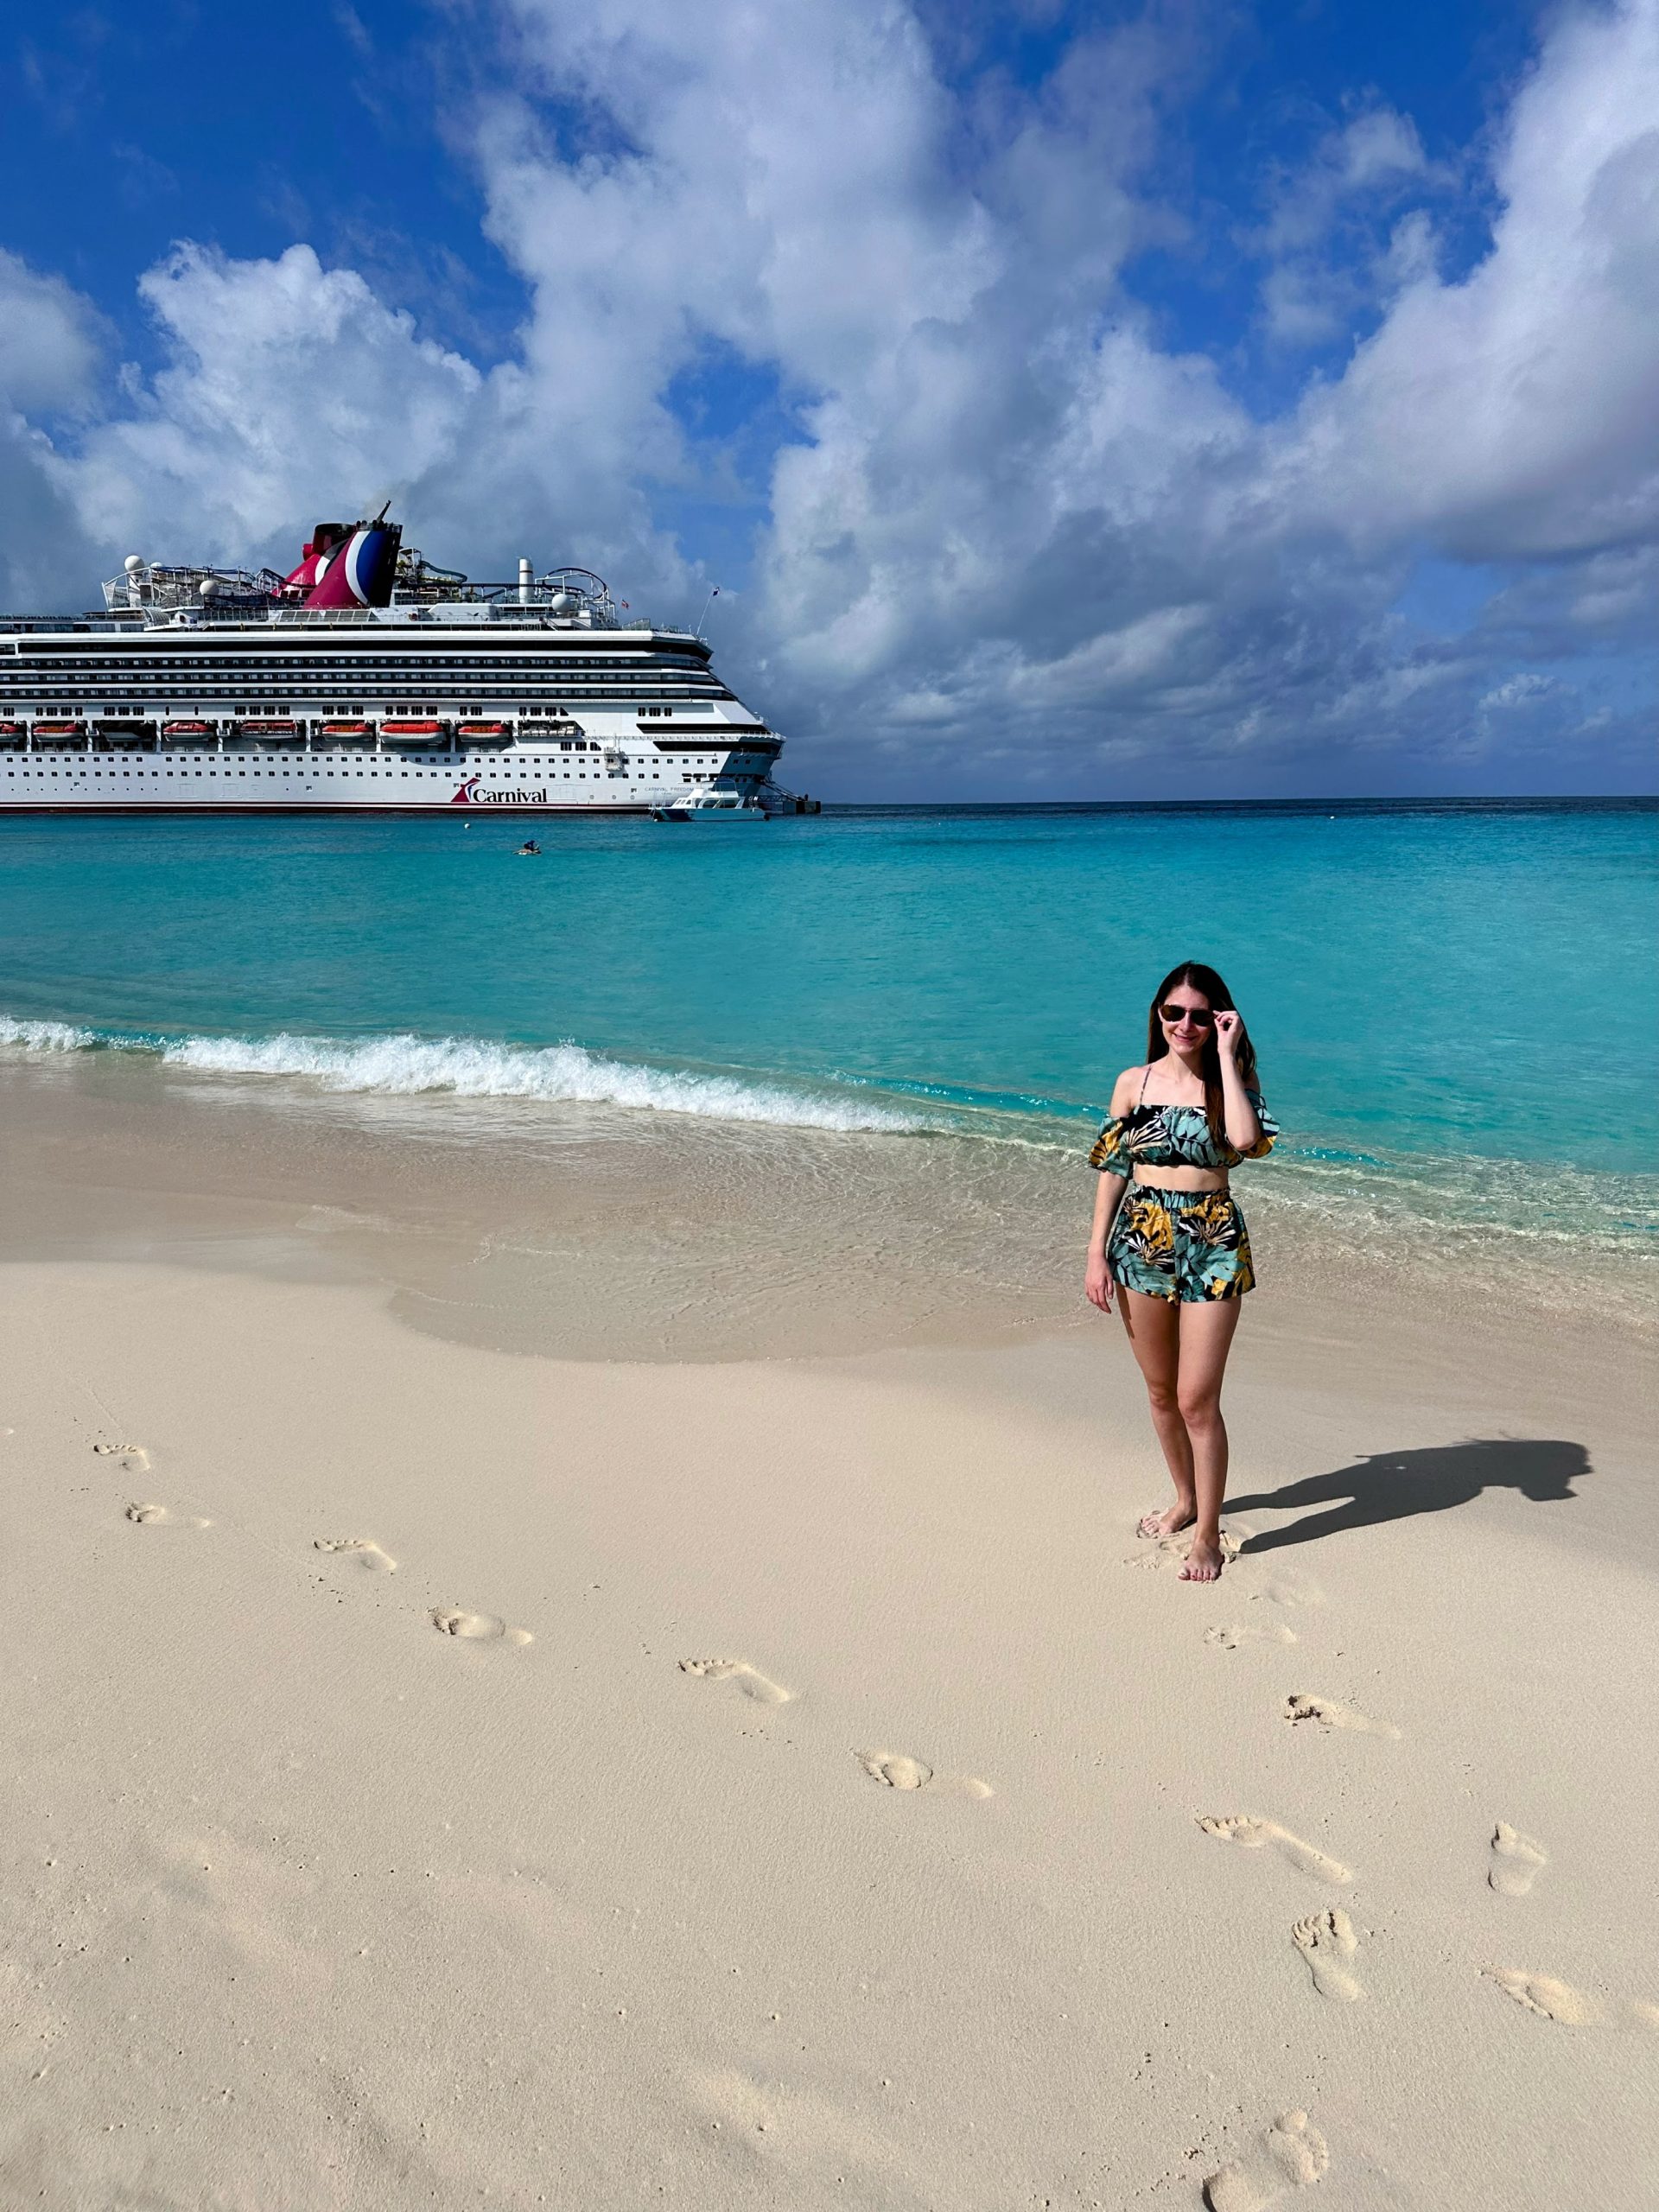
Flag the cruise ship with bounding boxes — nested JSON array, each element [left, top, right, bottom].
[[0, 514, 816, 817]]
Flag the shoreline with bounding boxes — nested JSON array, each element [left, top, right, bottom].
[[0, 1046, 1652, 1370]]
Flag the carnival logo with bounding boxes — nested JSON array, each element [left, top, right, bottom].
[[450, 775, 548, 805]]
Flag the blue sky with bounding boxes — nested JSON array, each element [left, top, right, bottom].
[[4, 3, 1529, 402], [2, 0, 1655, 798]]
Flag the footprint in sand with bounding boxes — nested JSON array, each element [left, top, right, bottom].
[[1283, 1693, 1400, 1739], [1484, 1969, 1659, 2030], [854, 1750, 994, 1799], [1205, 1621, 1299, 1650], [1488, 1821, 1548, 1896], [95, 1441, 151, 1472], [1484, 1967, 1599, 2025], [1205, 2110, 1330, 2210], [124, 1501, 211, 1529], [1257, 1568, 1325, 1609], [1292, 1909, 1363, 2002], [678, 1657, 793, 1705], [430, 1607, 532, 1646], [1198, 1816, 1352, 1885], [315, 1537, 397, 1573]]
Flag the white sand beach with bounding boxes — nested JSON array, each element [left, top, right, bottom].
[[2, 1064, 1656, 2210]]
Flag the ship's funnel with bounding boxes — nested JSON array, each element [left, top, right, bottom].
[[284, 522, 353, 598], [306, 518, 404, 608]]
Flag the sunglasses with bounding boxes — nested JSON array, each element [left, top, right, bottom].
[[1160, 1003, 1214, 1027]]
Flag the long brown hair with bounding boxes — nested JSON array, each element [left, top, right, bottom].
[[1145, 962, 1257, 1145]]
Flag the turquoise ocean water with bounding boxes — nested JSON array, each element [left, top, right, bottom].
[[2, 800, 1655, 1304]]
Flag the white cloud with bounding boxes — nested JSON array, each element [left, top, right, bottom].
[[1, 0, 1655, 791], [70, 244, 483, 566], [1376, 207, 1440, 296], [0, 251, 110, 608], [1262, 105, 1434, 259], [1286, 0, 1659, 563], [1481, 672, 1554, 710], [0, 248, 104, 414], [1252, 103, 1446, 346], [1339, 108, 1432, 191]]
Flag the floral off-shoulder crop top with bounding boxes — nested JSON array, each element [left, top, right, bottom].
[[1088, 1072, 1278, 1177]]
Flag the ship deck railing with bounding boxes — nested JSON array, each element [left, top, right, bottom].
[[3, 607, 700, 636]]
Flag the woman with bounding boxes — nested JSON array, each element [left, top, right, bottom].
[[1084, 963, 1277, 1582]]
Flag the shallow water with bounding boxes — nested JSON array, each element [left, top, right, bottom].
[[1, 799, 1654, 1318]]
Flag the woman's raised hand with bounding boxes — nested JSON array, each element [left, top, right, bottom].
[[1214, 1008, 1245, 1058]]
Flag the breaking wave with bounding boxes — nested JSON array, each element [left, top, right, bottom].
[[0, 1016, 99, 1052], [0, 1013, 933, 1135]]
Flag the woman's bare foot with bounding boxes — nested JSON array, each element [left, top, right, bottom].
[[1138, 1502, 1198, 1539], [1179, 1536, 1225, 1582]]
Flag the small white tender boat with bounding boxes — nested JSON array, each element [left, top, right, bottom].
[[652, 789, 767, 823]]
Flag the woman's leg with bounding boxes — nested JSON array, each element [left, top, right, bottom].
[[1173, 1299, 1243, 1580], [1116, 1288, 1192, 1535]]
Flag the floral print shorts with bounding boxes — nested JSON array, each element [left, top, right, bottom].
[[1107, 1184, 1256, 1303]]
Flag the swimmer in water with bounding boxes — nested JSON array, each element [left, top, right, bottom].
[[518, 839, 541, 856]]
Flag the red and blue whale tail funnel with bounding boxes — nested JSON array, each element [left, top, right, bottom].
[[288, 512, 402, 607]]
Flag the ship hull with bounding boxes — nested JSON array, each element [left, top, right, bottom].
[[0, 743, 779, 815], [0, 802, 665, 815]]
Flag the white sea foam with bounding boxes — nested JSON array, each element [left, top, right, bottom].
[[0, 1015, 99, 1052], [157, 1028, 930, 1135]]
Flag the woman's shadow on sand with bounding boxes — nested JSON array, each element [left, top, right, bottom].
[[1228, 1438, 1590, 1554]]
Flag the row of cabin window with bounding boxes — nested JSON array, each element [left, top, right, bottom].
[[5, 674, 722, 683], [0, 671, 727, 685], [4, 750, 728, 765], [9, 673, 724, 688], [16, 655, 711, 670]]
